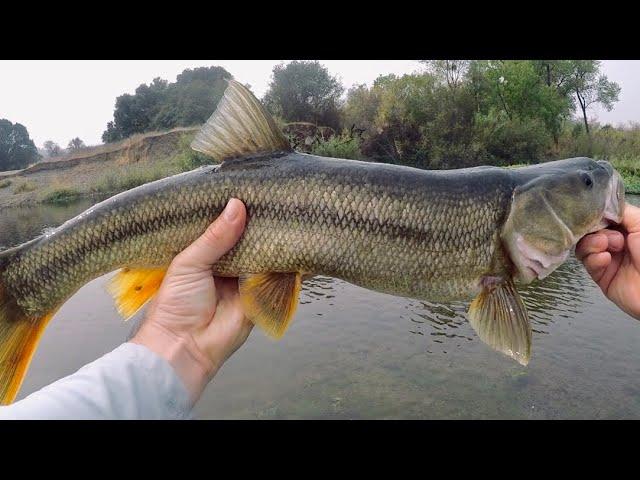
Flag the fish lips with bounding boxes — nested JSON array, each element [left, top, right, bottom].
[[597, 164, 625, 229]]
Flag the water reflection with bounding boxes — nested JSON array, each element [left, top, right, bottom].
[[0, 200, 96, 250], [300, 255, 590, 342]]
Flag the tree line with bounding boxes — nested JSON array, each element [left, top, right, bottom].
[[0, 60, 624, 172], [99, 60, 623, 169], [341, 60, 620, 168], [0, 119, 88, 172]]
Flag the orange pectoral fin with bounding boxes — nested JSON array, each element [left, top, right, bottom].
[[107, 268, 167, 321]]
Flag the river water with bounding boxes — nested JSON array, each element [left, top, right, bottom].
[[1, 197, 639, 419]]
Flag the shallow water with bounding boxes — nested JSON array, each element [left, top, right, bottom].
[[2, 197, 640, 419]]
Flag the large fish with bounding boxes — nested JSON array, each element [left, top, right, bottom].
[[0, 80, 625, 404]]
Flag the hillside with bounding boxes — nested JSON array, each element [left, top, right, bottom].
[[0, 127, 204, 209]]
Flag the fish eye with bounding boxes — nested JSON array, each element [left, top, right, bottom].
[[581, 173, 593, 188]]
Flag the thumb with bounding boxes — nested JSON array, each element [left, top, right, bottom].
[[172, 198, 247, 271]]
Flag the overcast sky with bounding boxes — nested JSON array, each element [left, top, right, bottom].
[[0, 60, 638, 148]]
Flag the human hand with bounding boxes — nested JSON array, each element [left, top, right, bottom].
[[576, 203, 640, 320], [130, 198, 253, 404]]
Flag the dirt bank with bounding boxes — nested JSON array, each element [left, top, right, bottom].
[[0, 128, 198, 210]]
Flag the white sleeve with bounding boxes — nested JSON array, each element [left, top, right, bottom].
[[0, 343, 193, 420]]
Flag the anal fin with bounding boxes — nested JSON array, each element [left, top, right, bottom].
[[468, 278, 532, 366], [107, 268, 167, 321], [239, 272, 302, 339]]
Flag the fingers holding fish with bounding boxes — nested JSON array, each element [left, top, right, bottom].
[[582, 251, 612, 282], [172, 199, 247, 273], [576, 229, 624, 261]]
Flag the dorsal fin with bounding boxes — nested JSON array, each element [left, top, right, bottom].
[[191, 79, 292, 162]]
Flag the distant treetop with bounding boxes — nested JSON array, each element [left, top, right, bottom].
[[262, 61, 344, 131], [0, 119, 40, 171], [102, 66, 233, 143]]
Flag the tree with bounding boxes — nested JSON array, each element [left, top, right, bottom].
[[67, 137, 86, 151], [0, 119, 40, 171], [263, 61, 344, 130], [43, 140, 62, 157], [420, 60, 470, 90], [102, 66, 232, 143], [469, 60, 573, 146], [103, 77, 170, 142], [566, 60, 620, 135]]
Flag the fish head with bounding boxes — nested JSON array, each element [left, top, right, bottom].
[[502, 159, 625, 283]]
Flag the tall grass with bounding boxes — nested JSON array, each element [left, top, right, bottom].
[[89, 161, 182, 195], [0, 179, 11, 189], [13, 181, 37, 194]]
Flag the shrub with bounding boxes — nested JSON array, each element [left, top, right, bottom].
[[473, 111, 551, 165], [173, 132, 214, 171], [311, 133, 363, 160], [43, 187, 82, 205], [13, 180, 37, 194]]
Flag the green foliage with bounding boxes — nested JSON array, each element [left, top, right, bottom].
[[102, 66, 232, 142], [43, 187, 82, 205], [263, 61, 344, 131], [344, 72, 481, 168], [470, 60, 573, 142], [13, 180, 37, 194], [563, 60, 620, 134], [0, 179, 11, 188], [311, 133, 363, 160], [474, 111, 552, 165], [0, 119, 41, 171], [342, 60, 623, 169], [555, 121, 640, 193], [173, 132, 215, 171], [342, 84, 380, 135], [93, 59, 627, 190]]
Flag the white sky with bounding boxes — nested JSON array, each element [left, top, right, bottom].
[[0, 60, 637, 148]]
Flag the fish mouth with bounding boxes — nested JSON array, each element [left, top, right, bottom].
[[602, 169, 625, 226], [513, 234, 570, 283]]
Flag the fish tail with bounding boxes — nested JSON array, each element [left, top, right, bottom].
[[0, 251, 55, 405]]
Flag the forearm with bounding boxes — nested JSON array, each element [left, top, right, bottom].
[[0, 343, 193, 420]]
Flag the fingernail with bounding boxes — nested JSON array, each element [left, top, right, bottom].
[[224, 198, 241, 221]]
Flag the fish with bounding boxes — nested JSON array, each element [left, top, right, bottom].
[[0, 80, 625, 404]]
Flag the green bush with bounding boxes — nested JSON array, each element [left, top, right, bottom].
[[0, 179, 11, 189], [311, 134, 363, 160], [43, 187, 82, 205], [173, 132, 214, 171], [474, 111, 551, 165]]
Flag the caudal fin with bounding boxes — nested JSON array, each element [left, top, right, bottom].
[[0, 255, 55, 405]]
